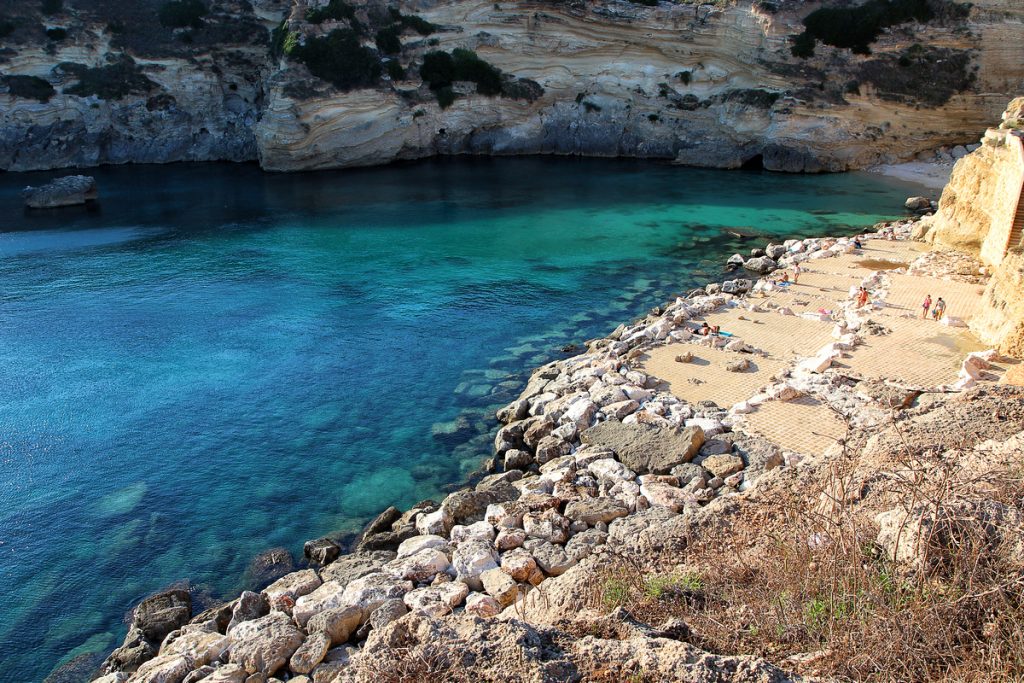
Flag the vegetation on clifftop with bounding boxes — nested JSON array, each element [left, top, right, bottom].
[[63, 57, 158, 99], [3, 74, 55, 102], [158, 0, 208, 29], [791, 0, 972, 57], [290, 29, 382, 91]]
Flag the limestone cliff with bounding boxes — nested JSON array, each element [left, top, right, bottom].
[[256, 0, 1023, 172], [1, 0, 1022, 172], [925, 98, 1024, 357], [0, 0, 289, 170]]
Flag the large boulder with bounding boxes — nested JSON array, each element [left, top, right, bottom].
[[742, 256, 778, 274], [564, 498, 628, 526], [383, 548, 451, 582], [403, 581, 470, 616], [133, 589, 193, 643], [581, 422, 704, 475], [262, 569, 322, 608], [905, 196, 932, 212], [159, 629, 230, 668], [732, 436, 784, 485], [307, 605, 364, 646], [228, 612, 304, 676], [340, 572, 413, 615], [701, 454, 744, 478], [128, 654, 191, 683], [441, 481, 520, 525], [22, 175, 98, 209], [101, 588, 192, 675], [319, 551, 394, 586], [226, 591, 268, 633], [303, 537, 340, 566], [452, 540, 499, 590]]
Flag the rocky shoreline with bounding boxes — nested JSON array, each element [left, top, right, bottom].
[[79, 207, 956, 683]]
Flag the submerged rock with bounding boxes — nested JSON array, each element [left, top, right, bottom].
[[22, 175, 98, 208], [245, 547, 294, 590]]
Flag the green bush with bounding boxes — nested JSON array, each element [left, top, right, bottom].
[[420, 49, 503, 97], [306, 0, 359, 29], [452, 48, 502, 95], [158, 0, 208, 29], [64, 58, 158, 99], [501, 77, 543, 102], [375, 26, 401, 55], [792, 0, 967, 57], [858, 45, 975, 106], [385, 59, 404, 80], [398, 13, 438, 36], [4, 75, 55, 102], [290, 29, 381, 90], [790, 31, 816, 58], [420, 50, 455, 88], [41, 0, 63, 16], [435, 84, 456, 109]]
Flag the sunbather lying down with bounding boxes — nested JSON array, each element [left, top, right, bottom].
[[697, 322, 722, 336]]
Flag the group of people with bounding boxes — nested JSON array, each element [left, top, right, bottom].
[[856, 287, 870, 308], [921, 294, 947, 320], [698, 322, 721, 336]]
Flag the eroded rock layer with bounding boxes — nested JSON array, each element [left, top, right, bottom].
[[0, 0, 1021, 172]]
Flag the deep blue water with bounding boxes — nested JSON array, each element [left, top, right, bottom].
[[0, 158, 925, 681]]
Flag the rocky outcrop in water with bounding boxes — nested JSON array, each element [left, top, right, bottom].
[[22, 175, 97, 208], [1, 0, 1021, 172]]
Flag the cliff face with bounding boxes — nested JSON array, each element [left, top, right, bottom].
[[0, 0, 288, 170], [1, 0, 1021, 172], [926, 98, 1024, 357], [256, 0, 1022, 172]]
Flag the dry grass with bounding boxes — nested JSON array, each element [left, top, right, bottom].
[[589, 424, 1024, 682], [356, 627, 469, 683]]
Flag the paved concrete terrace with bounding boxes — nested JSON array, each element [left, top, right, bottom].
[[640, 238, 1007, 457]]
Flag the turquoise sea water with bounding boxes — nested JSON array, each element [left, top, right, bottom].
[[0, 158, 925, 681]]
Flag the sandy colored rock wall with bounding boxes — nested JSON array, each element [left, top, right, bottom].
[[926, 130, 1024, 261], [972, 251, 1024, 357], [927, 98, 1024, 357], [2, 0, 1021, 172], [254, 0, 1024, 172]]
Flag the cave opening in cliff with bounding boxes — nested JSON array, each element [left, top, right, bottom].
[[740, 154, 764, 171]]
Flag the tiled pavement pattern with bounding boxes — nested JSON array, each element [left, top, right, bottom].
[[644, 349, 790, 409], [742, 396, 848, 457], [640, 239, 1006, 457]]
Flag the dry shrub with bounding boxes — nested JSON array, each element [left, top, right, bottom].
[[589, 425, 1024, 682], [356, 627, 470, 683]]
